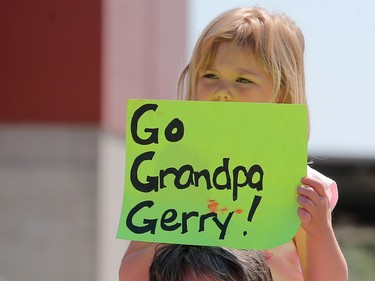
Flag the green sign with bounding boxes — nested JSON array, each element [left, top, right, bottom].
[[117, 99, 308, 249]]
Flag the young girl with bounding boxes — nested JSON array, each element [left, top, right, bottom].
[[120, 7, 348, 281]]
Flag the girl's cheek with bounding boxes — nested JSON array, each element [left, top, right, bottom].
[[196, 82, 213, 101]]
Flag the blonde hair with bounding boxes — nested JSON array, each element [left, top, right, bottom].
[[178, 7, 306, 105]]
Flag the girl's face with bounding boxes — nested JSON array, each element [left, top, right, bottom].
[[196, 41, 274, 103]]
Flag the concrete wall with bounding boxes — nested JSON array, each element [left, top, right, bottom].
[[0, 126, 98, 281]]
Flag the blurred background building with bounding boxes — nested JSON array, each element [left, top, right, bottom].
[[0, 0, 374, 281], [0, 0, 185, 280]]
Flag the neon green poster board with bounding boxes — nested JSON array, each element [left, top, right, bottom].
[[117, 99, 308, 250]]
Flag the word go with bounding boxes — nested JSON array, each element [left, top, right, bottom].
[[131, 103, 184, 145]]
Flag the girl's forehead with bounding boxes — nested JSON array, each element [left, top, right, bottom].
[[205, 42, 263, 72], [204, 40, 258, 61]]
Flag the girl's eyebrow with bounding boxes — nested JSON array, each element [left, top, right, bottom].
[[237, 68, 262, 78], [202, 67, 216, 72], [205, 67, 262, 78]]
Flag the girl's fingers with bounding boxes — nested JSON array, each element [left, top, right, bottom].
[[300, 177, 326, 197], [297, 185, 317, 200], [297, 207, 311, 222], [298, 184, 329, 211], [297, 192, 314, 206]]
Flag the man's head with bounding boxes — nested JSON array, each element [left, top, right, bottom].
[[149, 244, 273, 281]]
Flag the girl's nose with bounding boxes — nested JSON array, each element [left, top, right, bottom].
[[214, 85, 232, 101]]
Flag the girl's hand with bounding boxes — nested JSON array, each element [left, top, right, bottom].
[[297, 177, 332, 236], [296, 177, 348, 281]]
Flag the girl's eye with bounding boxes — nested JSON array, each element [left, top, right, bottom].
[[203, 73, 218, 79], [236, 77, 252, 83]]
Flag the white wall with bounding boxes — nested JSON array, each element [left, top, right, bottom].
[[97, 132, 128, 281]]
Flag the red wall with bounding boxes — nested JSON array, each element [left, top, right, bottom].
[[0, 0, 186, 132], [0, 0, 101, 123]]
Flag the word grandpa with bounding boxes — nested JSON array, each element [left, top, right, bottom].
[[131, 153, 263, 201]]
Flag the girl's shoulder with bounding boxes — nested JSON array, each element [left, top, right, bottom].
[[263, 240, 304, 281]]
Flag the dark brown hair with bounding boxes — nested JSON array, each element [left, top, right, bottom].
[[149, 244, 273, 281]]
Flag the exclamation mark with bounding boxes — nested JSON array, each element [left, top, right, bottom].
[[247, 195, 262, 222]]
